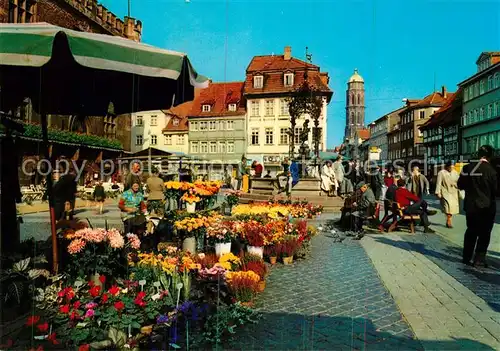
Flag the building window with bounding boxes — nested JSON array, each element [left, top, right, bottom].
[[253, 75, 263, 89], [265, 128, 274, 145], [228, 103, 237, 112], [411, 129, 414, 138], [165, 135, 172, 145], [136, 134, 143, 145], [475, 82, 479, 96], [200, 142, 208, 154], [173, 118, 179, 126], [480, 80, 485, 94], [280, 128, 289, 145], [218, 142, 226, 154], [473, 109, 478, 123], [227, 142, 235, 153], [495, 102, 499, 117], [480, 107, 485, 121], [265, 100, 274, 116], [284, 73, 294, 87], [418, 130, 422, 137], [226, 120, 234, 130], [488, 76, 493, 91], [202, 104, 211, 112], [177, 135, 184, 145], [150, 115, 157, 126], [251, 128, 259, 145], [488, 104, 493, 119], [419, 111, 425, 119], [251, 101, 260, 116], [190, 142, 199, 153], [294, 127, 303, 144], [199, 121, 208, 131], [209, 121, 217, 131], [151, 135, 157, 145], [191, 121, 198, 131], [280, 99, 289, 115], [9, 0, 37, 23], [209, 142, 217, 153], [464, 88, 469, 101], [136, 115, 143, 126], [495, 73, 500, 89]]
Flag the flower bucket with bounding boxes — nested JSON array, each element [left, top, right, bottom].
[[257, 280, 266, 293], [182, 237, 196, 254], [186, 202, 196, 213], [215, 242, 231, 257], [283, 256, 293, 265], [269, 256, 277, 265], [247, 246, 264, 258]]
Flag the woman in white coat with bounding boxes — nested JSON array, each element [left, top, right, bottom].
[[435, 161, 460, 228], [321, 161, 337, 197]]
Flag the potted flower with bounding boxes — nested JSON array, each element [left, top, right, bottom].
[[206, 220, 234, 256], [181, 190, 201, 213], [264, 245, 278, 265], [225, 270, 260, 306], [242, 260, 268, 292], [224, 190, 241, 215], [243, 221, 269, 258], [281, 237, 299, 265]]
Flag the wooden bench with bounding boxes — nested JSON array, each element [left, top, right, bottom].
[[387, 202, 420, 233]]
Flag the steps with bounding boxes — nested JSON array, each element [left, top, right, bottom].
[[238, 193, 343, 213]]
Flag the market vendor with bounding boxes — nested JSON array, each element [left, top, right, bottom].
[[118, 181, 147, 234]]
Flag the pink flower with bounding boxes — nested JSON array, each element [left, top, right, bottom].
[[107, 229, 124, 248], [126, 233, 141, 250], [84, 309, 95, 318], [67, 239, 86, 254], [76, 228, 107, 243], [85, 302, 97, 309]]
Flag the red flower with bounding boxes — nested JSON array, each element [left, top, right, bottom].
[[101, 293, 109, 303], [99, 275, 106, 284], [136, 291, 146, 299], [89, 285, 101, 298], [26, 315, 40, 326], [73, 301, 81, 310], [108, 285, 120, 296], [57, 289, 66, 298], [59, 304, 70, 314], [78, 345, 90, 351], [47, 333, 59, 345], [88, 280, 95, 287], [66, 287, 75, 300], [114, 301, 125, 311], [69, 311, 80, 321], [37, 322, 49, 333]]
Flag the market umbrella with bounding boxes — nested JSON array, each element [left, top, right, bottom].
[[0, 23, 209, 272]]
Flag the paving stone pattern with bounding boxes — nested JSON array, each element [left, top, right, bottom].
[[232, 233, 422, 350], [397, 233, 500, 313], [361, 234, 500, 350]]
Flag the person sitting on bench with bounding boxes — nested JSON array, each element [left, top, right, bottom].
[[394, 178, 436, 233], [378, 175, 400, 230], [351, 182, 377, 233]]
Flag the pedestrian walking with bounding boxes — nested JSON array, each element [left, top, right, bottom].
[[435, 161, 460, 228], [407, 166, 430, 198], [146, 167, 165, 216], [458, 145, 497, 267], [93, 181, 106, 215], [333, 156, 345, 197]]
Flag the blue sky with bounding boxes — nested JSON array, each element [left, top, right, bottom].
[[102, 0, 500, 147]]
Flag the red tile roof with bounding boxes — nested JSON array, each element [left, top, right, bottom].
[[408, 89, 454, 110], [420, 90, 462, 130], [163, 116, 189, 132], [162, 93, 198, 132], [357, 129, 370, 140], [244, 55, 332, 98], [189, 82, 246, 117]]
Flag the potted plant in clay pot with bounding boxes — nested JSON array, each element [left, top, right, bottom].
[[264, 245, 278, 265], [281, 237, 299, 265]]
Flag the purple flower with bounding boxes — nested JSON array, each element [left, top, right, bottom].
[[157, 314, 170, 324]]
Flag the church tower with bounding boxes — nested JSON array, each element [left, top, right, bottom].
[[345, 69, 365, 140]]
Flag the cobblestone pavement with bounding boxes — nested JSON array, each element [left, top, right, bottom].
[[361, 234, 500, 350], [232, 231, 424, 350]]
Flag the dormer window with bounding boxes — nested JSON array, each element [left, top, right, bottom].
[[253, 75, 263, 89], [228, 103, 237, 112], [202, 104, 211, 112], [284, 73, 294, 87], [173, 118, 179, 126]]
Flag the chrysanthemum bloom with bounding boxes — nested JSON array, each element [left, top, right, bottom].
[[108, 230, 125, 249], [68, 238, 86, 254], [126, 233, 141, 249]]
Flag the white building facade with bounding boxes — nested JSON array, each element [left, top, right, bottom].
[[243, 47, 332, 171]]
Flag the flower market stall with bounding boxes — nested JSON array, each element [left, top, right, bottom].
[[4, 182, 324, 350]]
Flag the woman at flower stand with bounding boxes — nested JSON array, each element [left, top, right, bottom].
[[118, 181, 147, 234], [146, 167, 165, 216]]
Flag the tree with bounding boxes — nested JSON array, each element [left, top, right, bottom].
[[287, 80, 323, 160]]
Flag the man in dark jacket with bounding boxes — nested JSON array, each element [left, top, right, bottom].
[[53, 163, 77, 220], [352, 182, 376, 233], [458, 145, 498, 267]]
